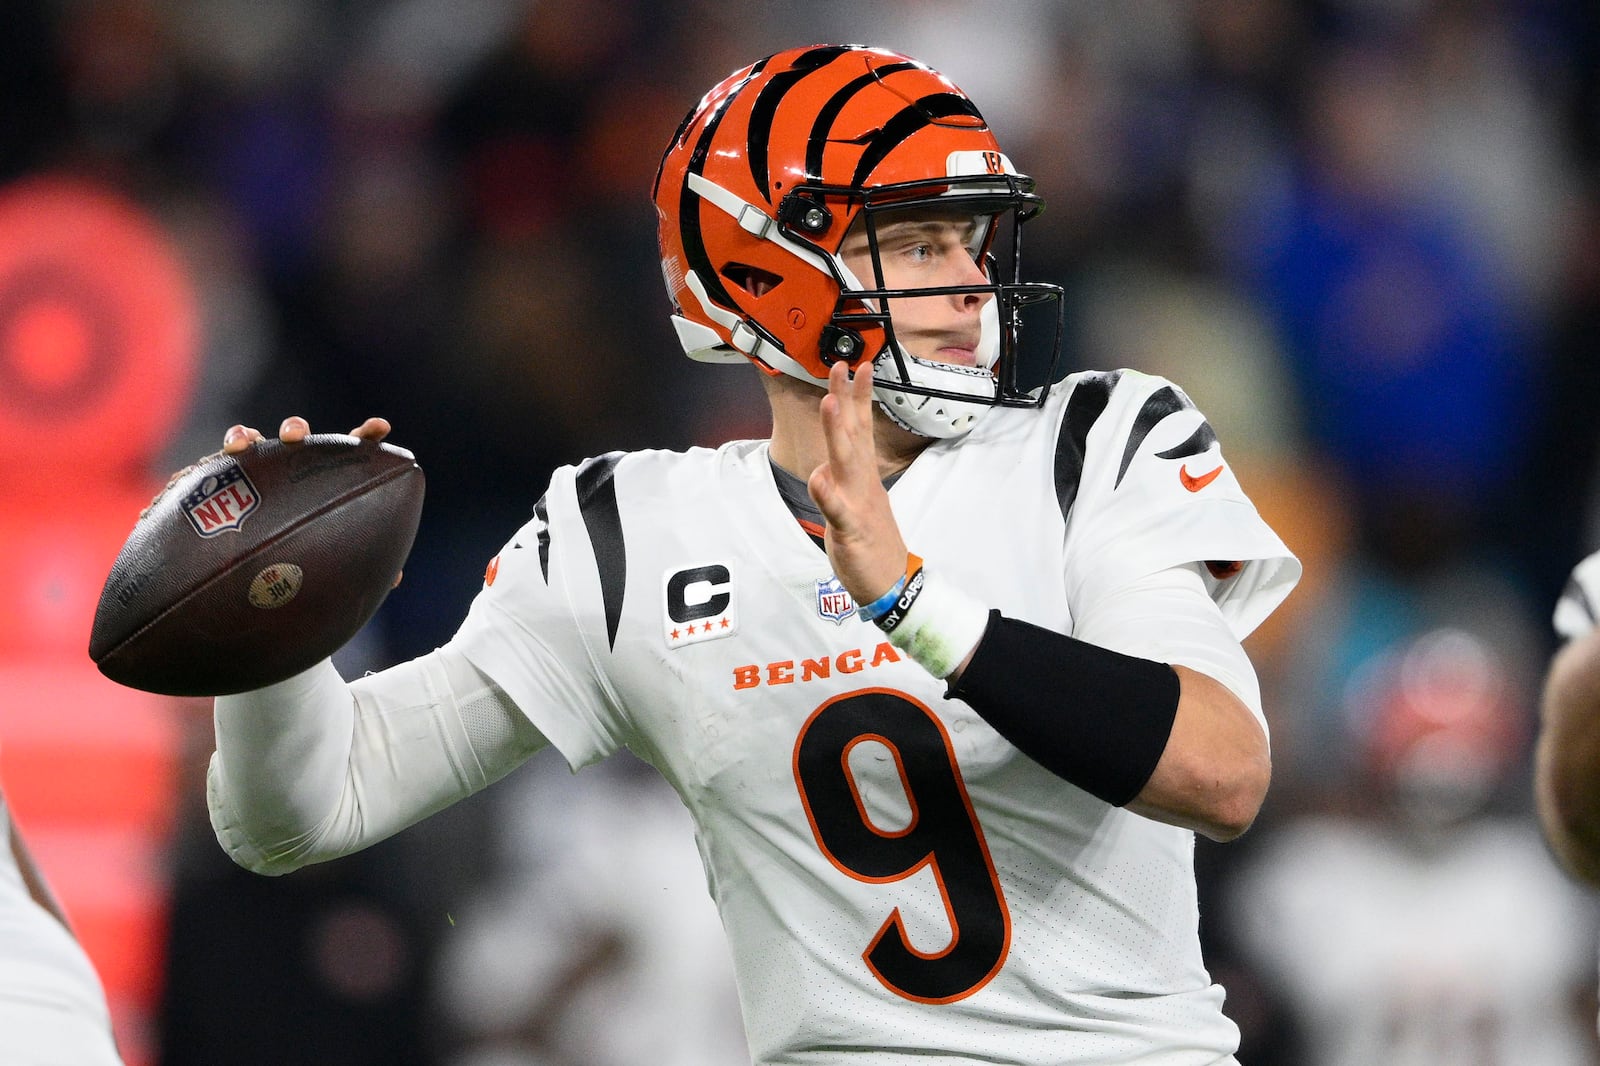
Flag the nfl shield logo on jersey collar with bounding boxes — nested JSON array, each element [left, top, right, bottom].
[[663, 563, 738, 648], [815, 575, 856, 625]]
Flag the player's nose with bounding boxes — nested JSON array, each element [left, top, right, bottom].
[[953, 261, 992, 312]]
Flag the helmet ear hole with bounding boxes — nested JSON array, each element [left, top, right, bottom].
[[723, 263, 784, 297]]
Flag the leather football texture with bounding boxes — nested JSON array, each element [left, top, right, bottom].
[[89, 434, 424, 696]]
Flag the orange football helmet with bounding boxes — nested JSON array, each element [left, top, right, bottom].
[[653, 44, 1064, 437]]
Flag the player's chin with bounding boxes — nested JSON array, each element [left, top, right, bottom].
[[925, 347, 979, 367]]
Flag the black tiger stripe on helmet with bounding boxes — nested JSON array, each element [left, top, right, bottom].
[[673, 57, 773, 318], [746, 45, 857, 198]]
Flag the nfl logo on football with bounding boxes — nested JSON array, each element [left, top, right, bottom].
[[182, 465, 261, 537], [815, 576, 856, 625]]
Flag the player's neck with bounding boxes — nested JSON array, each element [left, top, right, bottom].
[[766, 382, 930, 483]]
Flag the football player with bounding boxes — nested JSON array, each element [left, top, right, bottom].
[[1229, 627, 1599, 1064], [208, 45, 1300, 1063], [1537, 549, 1600, 887], [1, 774, 124, 1065]]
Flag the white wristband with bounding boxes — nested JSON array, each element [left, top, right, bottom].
[[883, 570, 990, 679]]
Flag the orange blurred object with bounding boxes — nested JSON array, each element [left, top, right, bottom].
[[0, 174, 201, 1066], [0, 175, 198, 487]]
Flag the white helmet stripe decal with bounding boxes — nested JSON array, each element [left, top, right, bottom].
[[685, 172, 834, 276], [682, 272, 818, 381]]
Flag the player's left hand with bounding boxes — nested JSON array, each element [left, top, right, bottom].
[[808, 359, 911, 606]]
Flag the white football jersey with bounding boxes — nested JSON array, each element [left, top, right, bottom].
[[0, 770, 123, 1066], [1228, 816, 1599, 1066], [452, 369, 1300, 1065]]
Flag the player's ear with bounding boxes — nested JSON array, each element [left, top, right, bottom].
[[723, 263, 783, 297]]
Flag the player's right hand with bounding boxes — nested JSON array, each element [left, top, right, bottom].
[[219, 416, 404, 590], [808, 359, 911, 608], [222, 416, 392, 456]]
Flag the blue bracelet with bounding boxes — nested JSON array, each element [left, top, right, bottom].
[[857, 552, 924, 622], [858, 574, 909, 622]]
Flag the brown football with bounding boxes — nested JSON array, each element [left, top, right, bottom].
[[89, 434, 425, 696]]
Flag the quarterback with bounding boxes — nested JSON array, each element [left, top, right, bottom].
[[208, 45, 1300, 1063]]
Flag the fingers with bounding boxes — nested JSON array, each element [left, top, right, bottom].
[[810, 364, 854, 511], [824, 358, 873, 416], [822, 360, 849, 425], [348, 417, 391, 442], [843, 359, 877, 443], [818, 360, 872, 480], [221, 424, 265, 455], [811, 357, 909, 602], [220, 416, 391, 455], [845, 357, 875, 416], [278, 416, 311, 443], [812, 361, 889, 528], [221, 417, 307, 451]]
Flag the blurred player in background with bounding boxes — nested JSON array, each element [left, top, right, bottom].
[[1538, 550, 1600, 889], [432, 753, 750, 1066], [1227, 626, 1598, 1065], [205, 44, 1298, 1063], [1, 772, 123, 1065]]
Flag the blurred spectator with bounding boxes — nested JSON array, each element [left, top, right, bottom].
[[1519, 179, 1600, 607], [1225, 626, 1600, 1065], [1212, 36, 1540, 575], [0, 1, 71, 183], [158, 778, 477, 1066], [433, 753, 748, 1066]]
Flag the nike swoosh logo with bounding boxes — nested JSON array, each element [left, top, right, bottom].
[[1179, 464, 1223, 492]]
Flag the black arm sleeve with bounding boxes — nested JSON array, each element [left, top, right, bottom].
[[944, 611, 1180, 806]]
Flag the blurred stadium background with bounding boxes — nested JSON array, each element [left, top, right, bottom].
[[1, 1, 1598, 1063]]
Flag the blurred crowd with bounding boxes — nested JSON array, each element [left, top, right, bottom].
[[3, 0, 1600, 1063]]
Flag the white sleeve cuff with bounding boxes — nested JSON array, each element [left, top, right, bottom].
[[884, 571, 990, 680]]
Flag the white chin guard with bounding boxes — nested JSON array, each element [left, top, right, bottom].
[[872, 299, 1002, 439], [873, 350, 998, 438]]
